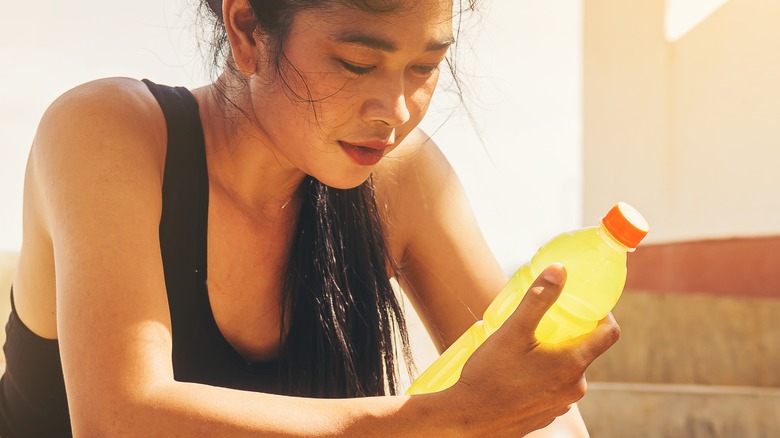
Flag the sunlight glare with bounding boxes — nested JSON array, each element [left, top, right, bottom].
[[665, 0, 730, 41]]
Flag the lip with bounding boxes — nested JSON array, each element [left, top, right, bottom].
[[338, 140, 391, 166], [344, 139, 394, 150]]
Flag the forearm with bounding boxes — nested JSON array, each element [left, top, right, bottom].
[[75, 379, 457, 437]]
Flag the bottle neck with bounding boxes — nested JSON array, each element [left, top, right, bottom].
[[597, 222, 635, 253]]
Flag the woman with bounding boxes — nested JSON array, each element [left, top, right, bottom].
[[0, 0, 619, 435]]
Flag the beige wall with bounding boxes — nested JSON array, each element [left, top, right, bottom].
[[584, 0, 780, 243], [582, 3, 780, 434]]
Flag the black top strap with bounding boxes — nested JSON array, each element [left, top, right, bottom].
[[142, 79, 283, 392]]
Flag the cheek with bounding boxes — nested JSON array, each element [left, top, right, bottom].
[[292, 73, 360, 127], [408, 79, 438, 119], [267, 80, 354, 140]]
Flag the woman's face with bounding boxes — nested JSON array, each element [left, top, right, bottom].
[[247, 0, 454, 189]]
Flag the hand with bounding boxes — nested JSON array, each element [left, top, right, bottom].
[[444, 264, 621, 437]]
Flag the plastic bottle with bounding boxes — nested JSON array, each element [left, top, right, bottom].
[[406, 202, 649, 395]]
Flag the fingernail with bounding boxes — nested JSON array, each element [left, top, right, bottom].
[[543, 263, 564, 285]]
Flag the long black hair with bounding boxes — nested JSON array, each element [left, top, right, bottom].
[[283, 175, 408, 397], [199, 0, 477, 398]]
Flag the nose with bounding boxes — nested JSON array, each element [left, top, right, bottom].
[[361, 80, 412, 128]]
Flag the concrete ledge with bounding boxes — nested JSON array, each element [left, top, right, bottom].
[[585, 381, 780, 398], [586, 290, 780, 387], [579, 382, 780, 437]]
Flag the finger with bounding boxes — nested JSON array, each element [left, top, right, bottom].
[[506, 263, 567, 343], [570, 312, 621, 366]]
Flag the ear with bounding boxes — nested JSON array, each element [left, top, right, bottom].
[[223, 0, 261, 75]]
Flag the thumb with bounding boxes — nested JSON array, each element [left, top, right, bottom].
[[506, 263, 567, 343]]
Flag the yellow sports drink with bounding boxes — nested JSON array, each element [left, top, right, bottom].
[[407, 202, 649, 395]]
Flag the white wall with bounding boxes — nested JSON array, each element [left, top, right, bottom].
[[0, 1, 583, 272], [422, 0, 583, 272], [0, 0, 210, 251]]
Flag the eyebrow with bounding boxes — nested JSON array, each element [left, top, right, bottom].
[[332, 31, 455, 52]]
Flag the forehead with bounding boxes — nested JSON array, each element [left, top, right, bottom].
[[294, 0, 454, 48]]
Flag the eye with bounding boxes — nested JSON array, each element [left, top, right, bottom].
[[411, 64, 441, 76], [336, 59, 376, 76]]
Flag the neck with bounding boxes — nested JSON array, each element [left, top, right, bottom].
[[192, 80, 307, 221]]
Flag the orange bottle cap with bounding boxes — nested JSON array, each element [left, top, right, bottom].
[[601, 202, 649, 249]]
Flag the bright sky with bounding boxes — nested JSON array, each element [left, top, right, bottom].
[[0, 0, 584, 272]]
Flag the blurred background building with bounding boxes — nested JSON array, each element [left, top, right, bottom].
[[578, 0, 780, 435]]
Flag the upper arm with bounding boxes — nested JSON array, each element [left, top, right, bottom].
[[376, 130, 508, 351], [31, 78, 174, 430]]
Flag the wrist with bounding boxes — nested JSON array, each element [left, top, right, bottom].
[[401, 388, 473, 437]]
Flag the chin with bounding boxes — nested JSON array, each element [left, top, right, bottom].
[[312, 170, 373, 191]]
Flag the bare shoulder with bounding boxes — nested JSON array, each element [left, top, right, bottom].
[[29, 77, 168, 220], [13, 77, 168, 338], [33, 77, 166, 171], [373, 128, 461, 256], [43, 77, 162, 126], [375, 128, 456, 202]]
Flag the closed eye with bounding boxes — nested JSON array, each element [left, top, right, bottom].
[[412, 64, 441, 76], [337, 59, 376, 76]]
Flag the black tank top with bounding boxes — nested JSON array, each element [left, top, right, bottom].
[[0, 80, 286, 437]]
